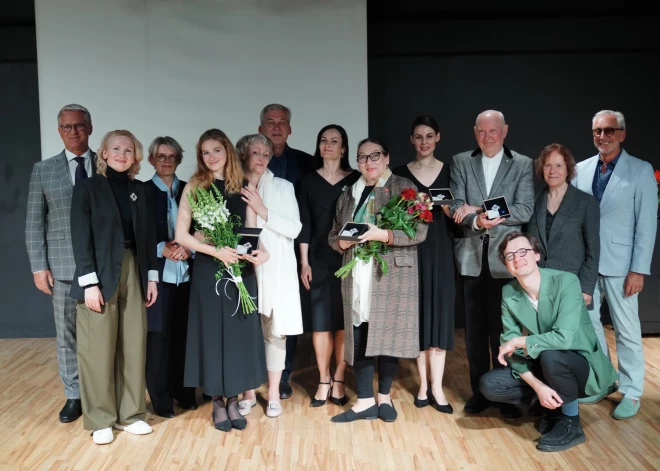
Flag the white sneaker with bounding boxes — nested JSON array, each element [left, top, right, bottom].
[[266, 401, 283, 418], [93, 428, 114, 445], [113, 420, 153, 435], [238, 398, 257, 416]]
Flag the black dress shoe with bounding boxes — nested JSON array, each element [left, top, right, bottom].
[[536, 414, 586, 452], [428, 392, 453, 414], [499, 403, 522, 419], [154, 409, 176, 418], [310, 381, 331, 407], [329, 378, 349, 406], [331, 405, 379, 423], [230, 417, 247, 430], [463, 394, 491, 414], [59, 399, 82, 423], [177, 400, 198, 411], [413, 396, 430, 408], [279, 380, 293, 399], [378, 402, 398, 422]]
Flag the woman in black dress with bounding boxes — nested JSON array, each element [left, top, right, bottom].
[[175, 129, 268, 432], [298, 125, 358, 407], [393, 115, 455, 414]]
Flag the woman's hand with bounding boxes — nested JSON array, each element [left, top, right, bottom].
[[300, 263, 312, 290], [244, 249, 269, 267], [85, 286, 105, 313], [172, 243, 192, 261], [145, 281, 158, 307], [358, 223, 389, 244], [241, 187, 268, 220], [338, 239, 357, 251], [214, 247, 240, 267]]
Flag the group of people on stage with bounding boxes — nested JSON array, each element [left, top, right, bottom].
[[26, 103, 657, 452]]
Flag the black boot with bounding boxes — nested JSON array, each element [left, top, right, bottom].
[[534, 409, 561, 435], [536, 414, 586, 452]]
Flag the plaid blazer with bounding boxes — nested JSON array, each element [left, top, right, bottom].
[[25, 151, 96, 281], [329, 174, 428, 365]]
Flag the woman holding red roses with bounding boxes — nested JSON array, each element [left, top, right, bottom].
[[394, 115, 456, 414], [328, 137, 428, 423]]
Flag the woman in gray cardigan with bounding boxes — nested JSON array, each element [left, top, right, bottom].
[[527, 144, 600, 306]]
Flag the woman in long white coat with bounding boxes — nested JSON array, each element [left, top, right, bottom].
[[236, 133, 303, 418]]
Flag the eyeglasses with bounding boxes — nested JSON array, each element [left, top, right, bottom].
[[59, 123, 87, 133], [503, 247, 534, 261], [156, 155, 178, 163], [357, 151, 384, 164], [592, 127, 624, 137]]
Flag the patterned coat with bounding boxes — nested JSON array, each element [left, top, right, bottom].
[[328, 174, 428, 365], [25, 151, 96, 281]]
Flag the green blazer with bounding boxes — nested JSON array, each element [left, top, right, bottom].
[[501, 268, 617, 396]]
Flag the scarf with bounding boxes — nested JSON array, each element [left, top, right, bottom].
[[350, 167, 391, 326], [152, 174, 190, 285]]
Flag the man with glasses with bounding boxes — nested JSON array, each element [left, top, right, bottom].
[[449, 110, 534, 417], [25, 104, 95, 422], [572, 110, 658, 419], [257, 104, 313, 400], [479, 232, 617, 452]]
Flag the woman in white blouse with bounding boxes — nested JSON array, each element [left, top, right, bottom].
[[236, 133, 303, 418]]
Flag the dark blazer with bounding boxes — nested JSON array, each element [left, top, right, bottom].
[[70, 174, 158, 301], [146, 178, 188, 332], [269, 144, 313, 189], [526, 184, 600, 295]]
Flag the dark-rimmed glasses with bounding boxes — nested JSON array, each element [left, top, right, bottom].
[[156, 155, 179, 163], [592, 127, 623, 137], [357, 151, 384, 164], [503, 247, 534, 261], [59, 123, 87, 133]]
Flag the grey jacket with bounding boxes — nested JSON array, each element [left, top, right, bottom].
[[449, 146, 534, 278], [526, 184, 600, 295], [25, 151, 96, 281]]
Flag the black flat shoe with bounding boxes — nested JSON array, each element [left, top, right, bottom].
[[428, 392, 453, 414], [464, 394, 491, 414], [212, 398, 231, 432], [331, 405, 379, 423], [329, 377, 349, 407], [311, 381, 331, 407], [279, 380, 293, 400], [59, 399, 82, 423], [176, 400, 198, 411], [154, 409, 176, 419], [230, 417, 247, 430], [378, 402, 398, 422]]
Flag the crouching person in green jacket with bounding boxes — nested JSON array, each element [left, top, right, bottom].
[[480, 232, 617, 452]]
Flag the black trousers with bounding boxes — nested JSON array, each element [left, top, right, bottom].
[[282, 335, 297, 383], [480, 350, 590, 405], [146, 282, 196, 412], [353, 323, 399, 399], [462, 234, 510, 394]]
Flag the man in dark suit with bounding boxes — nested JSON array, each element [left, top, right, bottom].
[[25, 104, 94, 422], [449, 110, 534, 417], [258, 103, 313, 399]]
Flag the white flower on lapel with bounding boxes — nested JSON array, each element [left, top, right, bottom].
[[130, 192, 138, 202]]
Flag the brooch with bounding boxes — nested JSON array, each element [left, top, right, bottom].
[[342, 185, 348, 192], [130, 193, 138, 202]]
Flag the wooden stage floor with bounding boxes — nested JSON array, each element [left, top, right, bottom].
[[0, 327, 658, 470]]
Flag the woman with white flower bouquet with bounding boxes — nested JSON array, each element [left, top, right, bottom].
[[175, 129, 268, 433]]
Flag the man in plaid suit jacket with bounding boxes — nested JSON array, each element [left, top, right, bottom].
[[25, 104, 95, 423]]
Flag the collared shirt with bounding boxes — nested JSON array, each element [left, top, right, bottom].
[[152, 174, 190, 285], [65, 148, 92, 185], [592, 149, 622, 203], [472, 147, 505, 231], [482, 147, 505, 195], [268, 146, 289, 180]]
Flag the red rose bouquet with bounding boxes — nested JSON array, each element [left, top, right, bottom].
[[334, 188, 433, 279]]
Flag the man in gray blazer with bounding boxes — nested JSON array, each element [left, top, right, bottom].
[[450, 110, 534, 415], [25, 104, 94, 423], [573, 110, 658, 419]]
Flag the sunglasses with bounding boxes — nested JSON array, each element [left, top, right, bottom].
[[592, 127, 624, 137]]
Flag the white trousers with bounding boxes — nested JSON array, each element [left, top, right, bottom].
[[261, 314, 286, 372]]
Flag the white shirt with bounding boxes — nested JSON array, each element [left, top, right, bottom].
[[65, 148, 92, 185], [526, 293, 539, 311], [472, 147, 505, 230]]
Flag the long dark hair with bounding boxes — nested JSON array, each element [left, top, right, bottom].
[[410, 115, 440, 135], [312, 124, 352, 170]]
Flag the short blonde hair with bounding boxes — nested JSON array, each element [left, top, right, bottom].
[[95, 130, 143, 180]]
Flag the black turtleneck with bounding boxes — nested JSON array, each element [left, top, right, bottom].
[[106, 166, 135, 242]]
